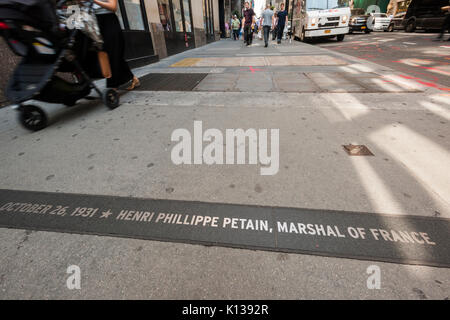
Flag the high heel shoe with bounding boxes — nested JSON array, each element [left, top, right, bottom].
[[127, 76, 140, 91]]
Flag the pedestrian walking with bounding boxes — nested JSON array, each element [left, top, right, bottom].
[[231, 15, 240, 40], [272, 12, 278, 41], [93, 0, 140, 90], [225, 21, 230, 38], [242, 1, 255, 46], [253, 18, 260, 40], [436, 3, 450, 41], [260, 4, 274, 47], [276, 3, 288, 44]]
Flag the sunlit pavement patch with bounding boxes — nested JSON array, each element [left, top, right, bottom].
[[193, 72, 423, 93], [171, 55, 348, 67], [0, 189, 449, 267], [170, 58, 202, 67]]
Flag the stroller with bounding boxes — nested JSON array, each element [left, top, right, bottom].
[[0, 0, 119, 131]]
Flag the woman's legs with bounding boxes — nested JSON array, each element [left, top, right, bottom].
[[96, 13, 134, 89]]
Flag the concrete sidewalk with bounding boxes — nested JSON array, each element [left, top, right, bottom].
[[0, 38, 449, 299]]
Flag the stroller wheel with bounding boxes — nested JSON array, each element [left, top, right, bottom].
[[18, 105, 48, 131], [102, 89, 120, 109]]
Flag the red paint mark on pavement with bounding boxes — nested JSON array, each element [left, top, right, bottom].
[[398, 74, 449, 91], [415, 80, 449, 91], [396, 67, 440, 83], [359, 54, 375, 60], [416, 80, 438, 88], [240, 66, 263, 73], [417, 65, 450, 76], [399, 75, 418, 80]]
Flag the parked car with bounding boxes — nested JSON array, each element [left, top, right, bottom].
[[403, 0, 449, 32], [349, 8, 371, 33], [388, 12, 407, 31], [367, 13, 392, 31]]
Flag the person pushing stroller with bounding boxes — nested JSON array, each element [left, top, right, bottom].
[[91, 0, 140, 90], [435, 2, 450, 41], [0, 0, 133, 130]]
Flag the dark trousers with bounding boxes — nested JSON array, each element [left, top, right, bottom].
[[277, 24, 285, 41], [439, 14, 450, 38], [233, 29, 239, 40], [263, 26, 271, 45], [96, 13, 133, 88], [244, 25, 252, 45]]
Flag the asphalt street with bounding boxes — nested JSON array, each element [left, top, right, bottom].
[[316, 31, 450, 89]]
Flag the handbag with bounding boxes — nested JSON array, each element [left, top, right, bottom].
[[97, 51, 111, 79]]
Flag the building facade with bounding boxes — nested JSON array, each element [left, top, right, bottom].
[[111, 0, 221, 64], [351, 0, 390, 12], [0, 0, 222, 104]]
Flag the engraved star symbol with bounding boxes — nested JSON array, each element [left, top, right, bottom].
[[100, 209, 113, 219]]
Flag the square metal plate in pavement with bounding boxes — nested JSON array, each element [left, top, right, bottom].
[[135, 73, 209, 91]]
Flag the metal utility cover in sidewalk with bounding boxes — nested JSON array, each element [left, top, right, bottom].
[[0, 189, 449, 268], [343, 144, 375, 156], [135, 73, 208, 91]]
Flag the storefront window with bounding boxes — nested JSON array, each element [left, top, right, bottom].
[[123, 0, 145, 30], [157, 0, 173, 32], [182, 0, 192, 33], [172, 0, 184, 32]]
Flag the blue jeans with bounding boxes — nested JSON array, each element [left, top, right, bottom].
[[263, 26, 270, 45]]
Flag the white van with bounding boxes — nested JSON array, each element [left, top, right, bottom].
[[292, 0, 351, 42]]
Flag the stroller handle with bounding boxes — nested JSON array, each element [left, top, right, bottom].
[[57, 0, 96, 10]]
